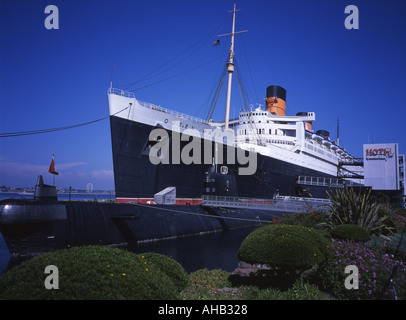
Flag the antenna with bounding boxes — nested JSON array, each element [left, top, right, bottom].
[[218, 3, 247, 130], [110, 67, 113, 89]]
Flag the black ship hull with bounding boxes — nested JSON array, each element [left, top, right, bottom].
[[110, 116, 338, 203]]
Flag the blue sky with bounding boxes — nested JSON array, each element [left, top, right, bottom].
[[1, 0, 405, 190]]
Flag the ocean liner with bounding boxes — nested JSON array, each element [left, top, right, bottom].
[[108, 5, 363, 206], [0, 6, 367, 263]]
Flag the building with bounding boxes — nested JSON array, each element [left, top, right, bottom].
[[363, 143, 405, 201], [86, 182, 93, 193]]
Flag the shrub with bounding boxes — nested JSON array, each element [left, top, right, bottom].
[[0, 246, 185, 300], [279, 211, 330, 228], [245, 279, 332, 300], [187, 268, 231, 289], [327, 187, 393, 236], [391, 214, 406, 233], [330, 224, 370, 242], [180, 269, 235, 300], [318, 240, 406, 300], [139, 252, 189, 292], [238, 224, 331, 271], [314, 228, 332, 240]]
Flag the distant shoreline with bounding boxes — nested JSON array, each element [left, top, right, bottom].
[[0, 192, 116, 201], [0, 191, 115, 195]]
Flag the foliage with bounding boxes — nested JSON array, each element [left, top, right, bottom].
[[391, 214, 406, 233], [317, 240, 406, 300], [180, 269, 241, 300], [327, 187, 393, 236], [0, 246, 187, 300], [244, 279, 332, 300], [180, 269, 331, 300], [187, 268, 231, 289], [139, 252, 189, 292], [280, 211, 332, 240], [238, 224, 331, 271], [330, 224, 370, 242], [373, 192, 391, 204], [279, 211, 330, 229]]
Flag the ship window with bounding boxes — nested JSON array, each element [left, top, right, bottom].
[[284, 130, 296, 137]]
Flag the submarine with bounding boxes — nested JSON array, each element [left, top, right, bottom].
[[1, 175, 294, 264]]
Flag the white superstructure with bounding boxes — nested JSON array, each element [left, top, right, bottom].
[[108, 88, 363, 182]]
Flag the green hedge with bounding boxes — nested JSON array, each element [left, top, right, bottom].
[[238, 224, 331, 270], [0, 246, 187, 300], [139, 252, 189, 292], [330, 224, 370, 242]]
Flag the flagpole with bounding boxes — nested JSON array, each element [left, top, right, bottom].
[[49, 154, 59, 185], [53, 154, 55, 186]]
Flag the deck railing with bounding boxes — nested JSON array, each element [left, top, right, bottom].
[[201, 194, 331, 213], [108, 87, 208, 124], [107, 87, 135, 98]]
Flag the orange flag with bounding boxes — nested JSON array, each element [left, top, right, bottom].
[[49, 155, 59, 175]]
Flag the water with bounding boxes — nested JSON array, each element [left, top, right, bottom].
[[0, 192, 115, 202], [0, 192, 260, 274], [133, 226, 259, 273], [0, 203, 259, 276]]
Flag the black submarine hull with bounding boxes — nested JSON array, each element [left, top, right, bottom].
[[0, 198, 278, 259]]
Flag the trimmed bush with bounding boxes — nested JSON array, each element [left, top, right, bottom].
[[238, 224, 331, 270], [0, 246, 186, 300], [330, 224, 370, 242], [188, 268, 231, 289], [139, 252, 189, 292], [180, 269, 236, 300]]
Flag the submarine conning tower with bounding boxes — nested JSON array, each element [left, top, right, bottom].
[[265, 85, 287, 116], [34, 175, 58, 201]]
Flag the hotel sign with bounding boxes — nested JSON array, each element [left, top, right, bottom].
[[363, 143, 399, 190]]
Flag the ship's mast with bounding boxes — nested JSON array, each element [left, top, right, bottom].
[[219, 3, 247, 130]]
